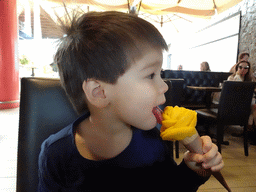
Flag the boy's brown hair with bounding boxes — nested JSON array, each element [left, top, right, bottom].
[[54, 11, 168, 114]]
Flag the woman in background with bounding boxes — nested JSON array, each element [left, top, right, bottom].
[[177, 64, 183, 70], [228, 60, 256, 144], [228, 60, 254, 81], [200, 62, 211, 72], [229, 52, 249, 73]]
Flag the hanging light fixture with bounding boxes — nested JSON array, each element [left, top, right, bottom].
[[128, 0, 142, 15], [213, 0, 218, 15]]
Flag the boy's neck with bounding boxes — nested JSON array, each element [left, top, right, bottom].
[[75, 110, 133, 161], [89, 109, 132, 135]]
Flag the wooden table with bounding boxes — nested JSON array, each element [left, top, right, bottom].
[[187, 86, 222, 108]]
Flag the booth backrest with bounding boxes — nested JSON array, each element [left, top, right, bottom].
[[17, 78, 80, 192], [162, 70, 232, 108]]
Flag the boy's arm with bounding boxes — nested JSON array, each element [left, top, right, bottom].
[[177, 160, 210, 192], [38, 171, 60, 192], [38, 143, 61, 191]]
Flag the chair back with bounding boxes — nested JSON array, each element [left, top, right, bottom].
[[17, 78, 80, 192], [160, 79, 185, 159], [164, 79, 185, 107], [217, 80, 255, 125]]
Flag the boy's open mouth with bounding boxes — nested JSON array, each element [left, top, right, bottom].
[[152, 106, 163, 124]]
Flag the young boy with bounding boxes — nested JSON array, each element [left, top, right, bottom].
[[38, 11, 224, 191]]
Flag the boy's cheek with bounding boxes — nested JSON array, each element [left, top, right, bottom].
[[129, 110, 157, 130]]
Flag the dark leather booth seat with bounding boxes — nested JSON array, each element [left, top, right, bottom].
[[162, 70, 232, 109]]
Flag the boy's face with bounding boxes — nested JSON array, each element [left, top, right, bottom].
[[108, 46, 168, 130]]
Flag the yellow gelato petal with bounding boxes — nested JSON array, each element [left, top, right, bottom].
[[160, 106, 197, 141]]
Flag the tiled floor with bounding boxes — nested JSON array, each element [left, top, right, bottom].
[[1, 107, 256, 191], [0, 108, 19, 192]]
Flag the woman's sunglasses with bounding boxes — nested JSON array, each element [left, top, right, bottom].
[[238, 66, 249, 69]]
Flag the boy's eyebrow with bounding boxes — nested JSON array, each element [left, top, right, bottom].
[[140, 61, 161, 71]]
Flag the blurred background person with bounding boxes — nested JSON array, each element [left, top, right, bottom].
[[229, 52, 249, 73], [200, 61, 211, 72], [228, 60, 254, 81], [228, 60, 256, 144], [177, 64, 183, 70]]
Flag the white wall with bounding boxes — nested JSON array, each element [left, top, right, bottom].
[[165, 12, 240, 72]]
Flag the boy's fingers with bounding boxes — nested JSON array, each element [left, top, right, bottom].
[[202, 152, 223, 170], [201, 136, 212, 154], [210, 159, 224, 172], [203, 143, 218, 163], [185, 151, 204, 163]]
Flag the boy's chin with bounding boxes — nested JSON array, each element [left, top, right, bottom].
[[129, 114, 158, 130], [138, 126, 156, 131], [136, 120, 158, 131]]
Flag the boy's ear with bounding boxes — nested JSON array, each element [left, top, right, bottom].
[[82, 80, 109, 108]]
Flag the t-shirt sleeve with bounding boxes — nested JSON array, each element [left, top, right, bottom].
[[38, 141, 61, 192]]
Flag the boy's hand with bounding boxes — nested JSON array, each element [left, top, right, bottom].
[[183, 136, 224, 177]]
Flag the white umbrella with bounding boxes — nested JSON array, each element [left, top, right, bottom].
[[39, 0, 243, 17], [18, 0, 243, 38]]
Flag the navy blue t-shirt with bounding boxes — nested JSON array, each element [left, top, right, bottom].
[[38, 112, 208, 191]]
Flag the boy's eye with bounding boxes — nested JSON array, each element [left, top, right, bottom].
[[147, 73, 155, 79]]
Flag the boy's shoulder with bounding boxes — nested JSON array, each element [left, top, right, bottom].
[[39, 123, 76, 168], [41, 125, 73, 154], [43, 112, 89, 145], [39, 113, 89, 161]]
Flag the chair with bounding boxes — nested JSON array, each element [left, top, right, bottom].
[[164, 78, 185, 107], [160, 79, 185, 158], [17, 77, 80, 192], [196, 81, 255, 156]]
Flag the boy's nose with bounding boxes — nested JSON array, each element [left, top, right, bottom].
[[159, 79, 168, 94]]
